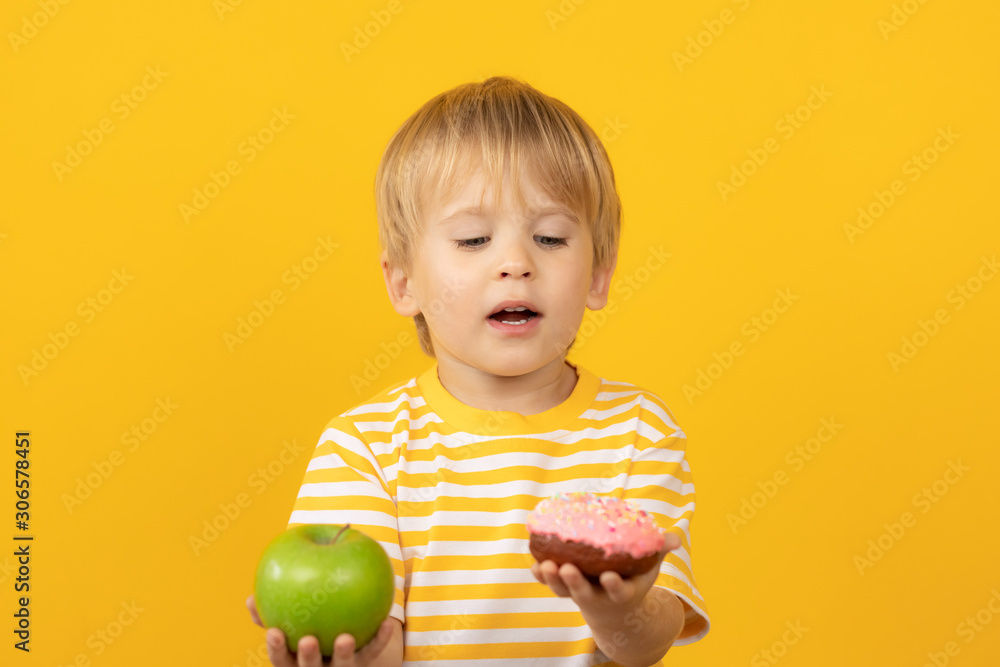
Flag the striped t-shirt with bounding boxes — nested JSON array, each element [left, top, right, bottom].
[[287, 361, 710, 665]]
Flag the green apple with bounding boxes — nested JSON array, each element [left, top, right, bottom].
[[253, 523, 395, 656]]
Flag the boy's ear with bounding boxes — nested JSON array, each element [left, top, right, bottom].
[[381, 251, 421, 317], [586, 256, 617, 311]]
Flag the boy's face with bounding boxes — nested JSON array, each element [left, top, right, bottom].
[[383, 163, 615, 378]]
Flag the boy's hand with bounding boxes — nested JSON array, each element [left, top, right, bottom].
[[529, 532, 681, 630], [245, 594, 397, 667]]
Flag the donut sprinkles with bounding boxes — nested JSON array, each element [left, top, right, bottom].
[[526, 491, 667, 563]]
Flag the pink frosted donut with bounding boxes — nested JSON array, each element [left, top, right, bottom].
[[527, 492, 667, 580]]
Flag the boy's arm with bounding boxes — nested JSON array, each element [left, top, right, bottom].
[[589, 587, 685, 667]]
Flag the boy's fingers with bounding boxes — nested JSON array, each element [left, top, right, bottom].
[[295, 635, 326, 667], [265, 628, 296, 667], [246, 595, 263, 627], [332, 633, 356, 665], [540, 561, 572, 597], [559, 564, 595, 605]]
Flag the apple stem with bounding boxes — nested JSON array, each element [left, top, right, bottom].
[[334, 523, 351, 543]]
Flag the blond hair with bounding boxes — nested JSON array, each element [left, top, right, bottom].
[[374, 76, 621, 357]]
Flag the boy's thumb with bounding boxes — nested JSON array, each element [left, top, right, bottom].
[[664, 532, 682, 553]]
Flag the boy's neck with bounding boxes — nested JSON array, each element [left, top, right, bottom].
[[435, 358, 579, 416]]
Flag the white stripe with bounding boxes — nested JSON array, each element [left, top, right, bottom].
[[306, 452, 386, 491], [629, 446, 686, 466], [397, 477, 691, 501], [406, 595, 580, 616], [315, 430, 388, 488], [297, 481, 389, 499], [411, 567, 535, 586], [345, 392, 426, 418], [600, 379, 637, 388], [404, 624, 592, 646], [398, 446, 631, 476], [399, 509, 531, 531], [625, 473, 694, 496], [666, 544, 694, 571], [661, 560, 695, 591], [402, 419, 654, 452], [599, 389, 641, 397], [396, 473, 632, 504], [635, 419, 666, 443], [628, 498, 695, 520], [640, 396, 685, 436], [402, 538, 529, 559], [357, 408, 438, 434], [402, 658, 594, 667], [580, 393, 643, 419]]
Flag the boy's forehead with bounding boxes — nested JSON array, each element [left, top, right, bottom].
[[422, 169, 576, 224]]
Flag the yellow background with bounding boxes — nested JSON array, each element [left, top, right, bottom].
[[2, 0, 999, 665]]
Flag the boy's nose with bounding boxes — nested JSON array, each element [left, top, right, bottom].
[[497, 240, 534, 278]]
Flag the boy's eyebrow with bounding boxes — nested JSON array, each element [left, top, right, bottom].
[[436, 206, 483, 226], [436, 205, 577, 226]]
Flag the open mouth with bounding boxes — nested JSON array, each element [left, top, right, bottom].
[[489, 307, 539, 326]]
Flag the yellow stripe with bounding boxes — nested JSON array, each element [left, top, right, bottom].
[[405, 611, 586, 631], [391, 436, 638, 462], [406, 553, 535, 571], [403, 637, 598, 661], [407, 582, 563, 602], [399, 494, 556, 515], [397, 462, 634, 487], [292, 495, 396, 513]]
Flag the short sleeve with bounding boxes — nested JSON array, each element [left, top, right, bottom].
[[286, 416, 406, 625], [621, 398, 710, 645]]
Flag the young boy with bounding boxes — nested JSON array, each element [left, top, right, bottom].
[[247, 76, 710, 666]]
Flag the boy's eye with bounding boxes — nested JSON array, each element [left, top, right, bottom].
[[454, 236, 567, 249]]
